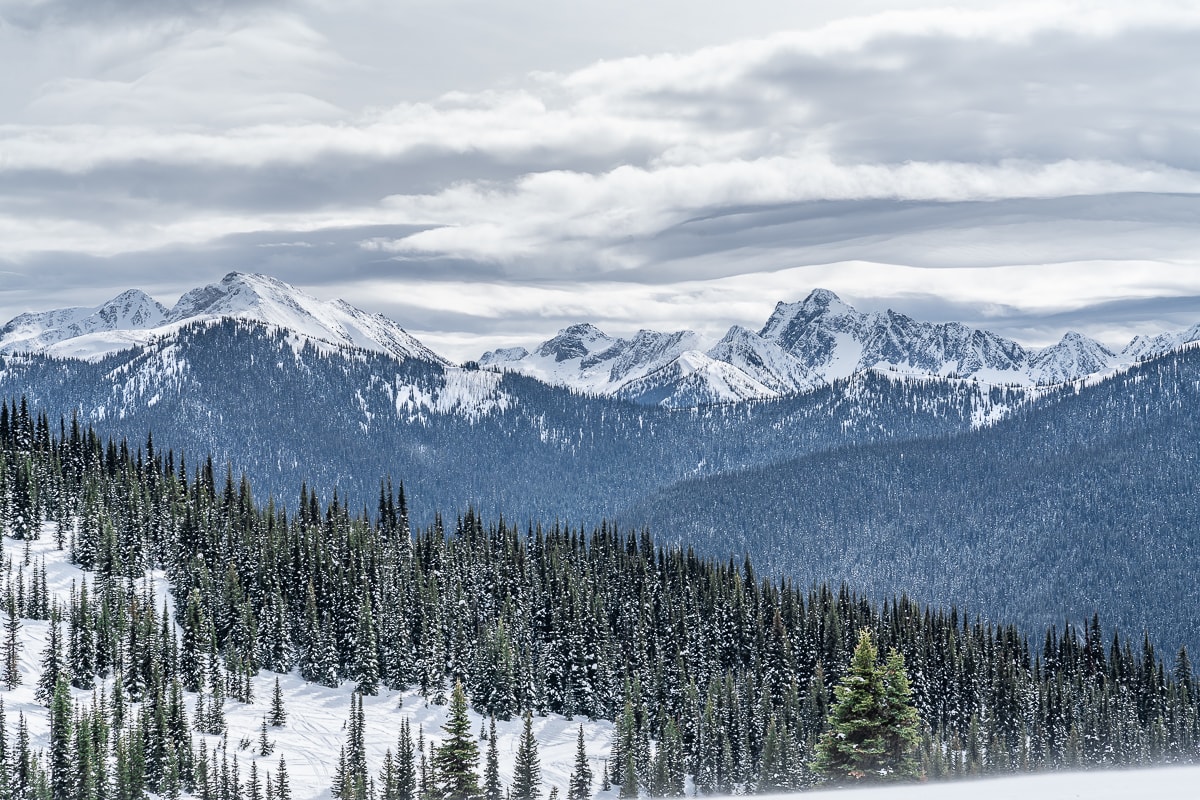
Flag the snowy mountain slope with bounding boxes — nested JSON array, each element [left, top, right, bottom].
[[705, 325, 825, 395], [480, 324, 702, 395], [1028, 331, 1117, 384], [0, 273, 448, 366], [5, 530, 615, 800], [1123, 321, 1200, 361], [0, 289, 168, 355], [614, 350, 774, 407], [759, 289, 1034, 383]]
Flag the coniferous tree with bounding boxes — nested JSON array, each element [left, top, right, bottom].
[[432, 682, 481, 800], [812, 630, 922, 783], [396, 718, 417, 800], [269, 678, 287, 727], [880, 648, 923, 780], [36, 609, 67, 706], [258, 719, 275, 757], [354, 598, 380, 696], [511, 712, 540, 800], [2, 602, 20, 691], [566, 726, 592, 800], [275, 757, 291, 800], [246, 763, 262, 800], [48, 679, 73, 800], [68, 580, 96, 689], [343, 693, 368, 800], [482, 721, 501, 800]]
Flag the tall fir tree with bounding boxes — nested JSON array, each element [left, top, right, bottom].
[[566, 726, 592, 800], [48, 678, 73, 800], [511, 712, 540, 800], [482, 720, 501, 800], [395, 718, 417, 800], [36, 609, 67, 706], [2, 602, 20, 691], [269, 678, 287, 727], [432, 682, 481, 800]]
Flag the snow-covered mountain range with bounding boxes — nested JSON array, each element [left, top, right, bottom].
[[4, 273, 1199, 408], [483, 288, 1200, 406], [0, 272, 447, 365]]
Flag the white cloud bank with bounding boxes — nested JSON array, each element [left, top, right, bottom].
[[0, 0, 1198, 357]]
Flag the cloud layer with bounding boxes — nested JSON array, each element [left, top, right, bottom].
[[1, 1, 1198, 360]]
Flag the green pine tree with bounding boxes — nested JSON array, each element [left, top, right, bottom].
[[566, 726, 592, 800], [269, 678, 287, 727], [811, 630, 923, 784], [511, 712, 540, 800], [3, 602, 21, 691], [483, 720, 501, 800], [48, 679, 73, 800], [396, 719, 416, 800], [432, 682, 481, 800], [275, 757, 291, 800]]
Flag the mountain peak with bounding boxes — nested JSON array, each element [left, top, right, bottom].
[[800, 287, 847, 310], [534, 324, 613, 362], [0, 272, 447, 365]]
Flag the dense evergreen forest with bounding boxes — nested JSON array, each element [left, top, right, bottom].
[[626, 345, 1200, 656], [0, 395, 1198, 800]]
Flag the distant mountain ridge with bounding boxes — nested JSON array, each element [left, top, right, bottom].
[[483, 287, 1200, 405], [4, 272, 1199, 407], [0, 272, 447, 366]]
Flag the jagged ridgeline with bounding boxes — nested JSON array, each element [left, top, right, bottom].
[[0, 317, 1021, 525], [1, 397, 1199, 800]]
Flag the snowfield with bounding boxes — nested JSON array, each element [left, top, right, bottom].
[[780, 765, 1200, 799]]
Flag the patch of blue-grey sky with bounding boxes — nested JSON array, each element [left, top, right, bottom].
[[0, 0, 1197, 360]]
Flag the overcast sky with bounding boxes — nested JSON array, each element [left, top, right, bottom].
[[2, 0, 1199, 360]]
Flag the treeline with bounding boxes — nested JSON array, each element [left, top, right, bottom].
[[0, 394, 1199, 799]]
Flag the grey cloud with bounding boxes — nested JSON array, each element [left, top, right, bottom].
[[0, 223, 498, 308], [0, 0, 288, 29], [0, 144, 656, 222], [875, 293, 1200, 351], [608, 193, 1200, 283], [751, 28, 1200, 168]]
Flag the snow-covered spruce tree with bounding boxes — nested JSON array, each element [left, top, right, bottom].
[[511, 711, 541, 800], [432, 681, 481, 800], [355, 597, 381, 696], [812, 629, 923, 783], [483, 719, 502, 800], [394, 717, 417, 800], [269, 677, 287, 727], [36, 608, 67, 706], [3, 600, 21, 690], [566, 725, 592, 800], [48, 678, 73, 800]]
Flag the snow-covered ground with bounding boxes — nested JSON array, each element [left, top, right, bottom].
[[4, 531, 615, 800], [783, 765, 1200, 800], [7, 530, 1196, 800]]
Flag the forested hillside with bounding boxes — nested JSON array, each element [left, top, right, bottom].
[[0, 319, 1020, 523], [623, 345, 1200, 656], [0, 395, 1198, 800]]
